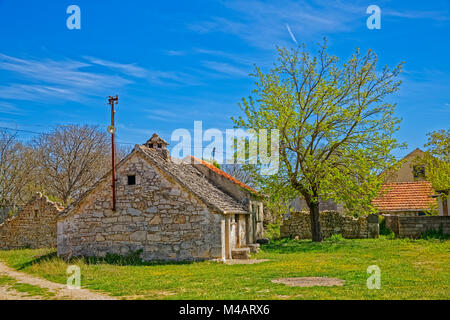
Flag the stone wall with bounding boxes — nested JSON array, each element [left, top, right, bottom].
[[57, 153, 225, 261], [0, 193, 63, 249], [280, 211, 379, 239], [384, 215, 450, 238]]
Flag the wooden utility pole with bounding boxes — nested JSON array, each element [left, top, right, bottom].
[[107, 95, 118, 211]]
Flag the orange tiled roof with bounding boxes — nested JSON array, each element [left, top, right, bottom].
[[372, 181, 436, 212], [189, 156, 258, 194]]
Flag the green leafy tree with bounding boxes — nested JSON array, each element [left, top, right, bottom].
[[421, 129, 450, 194], [233, 41, 404, 242]]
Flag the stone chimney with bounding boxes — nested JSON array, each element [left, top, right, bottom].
[[144, 133, 170, 159]]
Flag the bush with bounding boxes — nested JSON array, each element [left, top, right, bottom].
[[420, 225, 450, 240], [84, 249, 145, 265], [379, 215, 395, 237], [325, 234, 345, 243], [265, 222, 281, 240]]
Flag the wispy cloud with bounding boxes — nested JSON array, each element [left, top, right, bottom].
[[146, 109, 181, 122], [285, 23, 298, 45], [0, 53, 200, 104], [201, 60, 250, 77], [193, 48, 256, 66], [0, 53, 133, 102], [383, 9, 450, 21], [84, 56, 148, 78], [188, 0, 450, 49], [165, 50, 186, 56], [0, 101, 26, 115], [188, 0, 357, 48]]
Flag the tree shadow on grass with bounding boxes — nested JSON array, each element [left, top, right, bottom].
[[15, 251, 58, 270], [17, 249, 196, 268], [79, 250, 196, 267]]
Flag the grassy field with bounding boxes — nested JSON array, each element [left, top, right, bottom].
[[0, 237, 448, 300]]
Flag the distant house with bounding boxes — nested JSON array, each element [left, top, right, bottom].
[[373, 148, 437, 215], [0, 193, 63, 249], [382, 148, 426, 183], [57, 134, 264, 261], [372, 181, 436, 216]]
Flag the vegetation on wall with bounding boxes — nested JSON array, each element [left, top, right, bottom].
[[417, 129, 450, 196]]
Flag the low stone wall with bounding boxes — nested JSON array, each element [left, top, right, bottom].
[[280, 211, 379, 239], [384, 215, 450, 238], [0, 193, 63, 249]]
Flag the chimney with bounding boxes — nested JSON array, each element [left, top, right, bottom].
[[144, 133, 170, 160]]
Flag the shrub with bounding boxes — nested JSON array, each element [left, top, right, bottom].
[[325, 234, 345, 243], [420, 225, 450, 240], [379, 215, 395, 237], [265, 221, 281, 240], [84, 249, 145, 266]]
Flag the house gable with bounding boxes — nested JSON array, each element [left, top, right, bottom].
[[382, 148, 426, 183], [57, 150, 225, 261]]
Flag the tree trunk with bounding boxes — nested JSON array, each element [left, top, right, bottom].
[[309, 201, 323, 242]]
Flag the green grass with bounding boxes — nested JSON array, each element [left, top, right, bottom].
[[0, 237, 448, 300], [0, 275, 55, 298]]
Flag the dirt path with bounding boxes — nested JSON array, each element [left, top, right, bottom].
[[0, 262, 116, 300]]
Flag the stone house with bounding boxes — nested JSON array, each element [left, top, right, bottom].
[[0, 193, 63, 249], [57, 134, 264, 261]]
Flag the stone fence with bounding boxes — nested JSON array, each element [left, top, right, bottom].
[[384, 215, 450, 238], [0, 193, 63, 250], [280, 211, 379, 239]]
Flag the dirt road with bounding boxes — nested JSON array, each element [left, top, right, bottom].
[[0, 262, 116, 300]]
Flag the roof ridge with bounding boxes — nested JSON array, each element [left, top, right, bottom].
[[382, 181, 432, 185]]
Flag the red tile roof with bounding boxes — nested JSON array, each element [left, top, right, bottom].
[[189, 156, 258, 194], [372, 181, 436, 212]]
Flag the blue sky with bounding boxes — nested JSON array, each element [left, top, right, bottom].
[[0, 0, 449, 159]]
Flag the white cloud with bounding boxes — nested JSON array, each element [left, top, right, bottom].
[[0, 101, 26, 115], [0, 53, 199, 103], [201, 60, 250, 77], [188, 0, 450, 49], [0, 53, 133, 102], [84, 56, 148, 78], [165, 50, 186, 56]]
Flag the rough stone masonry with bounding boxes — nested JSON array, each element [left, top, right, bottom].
[[0, 193, 63, 249], [58, 152, 224, 261], [281, 211, 379, 239], [57, 136, 263, 262]]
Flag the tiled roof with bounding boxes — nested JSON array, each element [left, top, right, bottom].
[[188, 156, 258, 194], [139, 146, 249, 214], [372, 181, 436, 212]]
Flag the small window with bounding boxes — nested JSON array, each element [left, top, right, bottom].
[[127, 175, 136, 185], [158, 143, 162, 148], [413, 165, 425, 179]]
